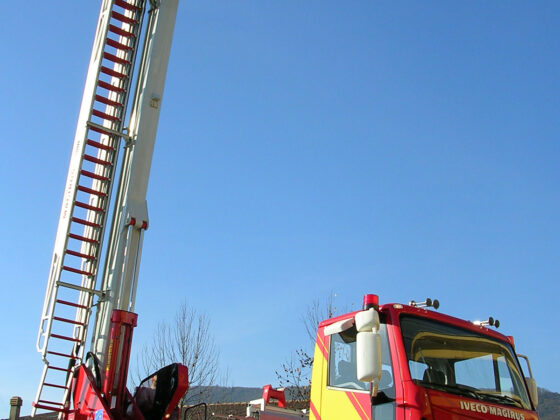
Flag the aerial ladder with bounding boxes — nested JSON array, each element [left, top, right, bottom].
[[33, 1, 187, 419]]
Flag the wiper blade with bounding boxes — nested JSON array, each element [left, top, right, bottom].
[[475, 392, 523, 408], [443, 385, 481, 400], [417, 382, 479, 400]]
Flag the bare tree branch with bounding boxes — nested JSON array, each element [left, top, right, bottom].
[[301, 294, 336, 345], [275, 348, 313, 400], [277, 292, 345, 400], [134, 301, 222, 406]]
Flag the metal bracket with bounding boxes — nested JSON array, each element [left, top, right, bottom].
[[87, 121, 131, 141], [56, 281, 105, 297]]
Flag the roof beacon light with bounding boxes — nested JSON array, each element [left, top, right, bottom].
[[409, 298, 440, 310], [473, 317, 500, 328], [363, 294, 379, 310]]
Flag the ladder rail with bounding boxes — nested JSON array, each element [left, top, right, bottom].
[[36, 0, 117, 357], [36, 0, 147, 356], [33, 0, 148, 416]]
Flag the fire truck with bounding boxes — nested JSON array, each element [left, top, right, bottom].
[[31, 1, 540, 420], [239, 294, 540, 420], [307, 294, 540, 420]]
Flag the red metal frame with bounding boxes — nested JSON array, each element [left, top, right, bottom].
[[68, 365, 112, 420], [65, 310, 188, 420], [103, 310, 138, 415], [163, 364, 190, 419], [261, 385, 287, 408]]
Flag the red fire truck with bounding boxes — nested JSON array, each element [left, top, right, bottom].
[[30, 1, 540, 420], [308, 294, 539, 420], [240, 294, 539, 420]]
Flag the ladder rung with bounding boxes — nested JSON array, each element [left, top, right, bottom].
[[80, 170, 109, 182], [78, 184, 107, 197], [111, 10, 138, 25], [87, 138, 116, 151], [53, 316, 86, 326], [62, 265, 93, 276], [84, 153, 112, 166], [95, 94, 123, 108], [105, 38, 132, 53], [103, 51, 131, 66], [43, 382, 70, 390], [68, 233, 99, 244], [92, 108, 121, 122], [47, 363, 74, 370], [72, 216, 101, 228], [38, 399, 63, 405], [33, 402, 68, 413], [100, 65, 127, 79], [56, 299, 88, 310], [115, 0, 142, 12], [109, 24, 136, 38], [74, 200, 105, 213], [47, 351, 80, 360], [66, 249, 96, 260]]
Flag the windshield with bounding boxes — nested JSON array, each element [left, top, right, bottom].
[[400, 315, 531, 410]]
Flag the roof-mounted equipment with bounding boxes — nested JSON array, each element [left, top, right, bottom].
[[473, 317, 500, 328], [409, 297, 440, 310]]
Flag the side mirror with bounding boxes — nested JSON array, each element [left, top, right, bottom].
[[134, 363, 189, 420], [355, 309, 382, 393], [517, 354, 538, 408], [356, 331, 381, 382], [525, 377, 538, 408]]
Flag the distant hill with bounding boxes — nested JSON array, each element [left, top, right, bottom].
[[186, 385, 308, 404], [187, 386, 263, 404], [537, 388, 560, 420]]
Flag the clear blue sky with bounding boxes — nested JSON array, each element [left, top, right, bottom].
[[1, 1, 558, 417]]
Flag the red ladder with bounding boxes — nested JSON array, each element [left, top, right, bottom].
[[33, 0, 147, 415]]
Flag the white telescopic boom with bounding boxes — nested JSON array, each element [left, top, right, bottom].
[[91, 0, 179, 365]]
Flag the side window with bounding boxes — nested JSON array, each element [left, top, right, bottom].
[[497, 356, 514, 392], [408, 360, 427, 381], [376, 323, 395, 401], [328, 328, 368, 391], [327, 323, 395, 397]]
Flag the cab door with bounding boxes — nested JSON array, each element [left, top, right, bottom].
[[320, 327, 371, 420]]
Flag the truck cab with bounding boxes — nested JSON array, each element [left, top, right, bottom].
[[309, 295, 539, 420]]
